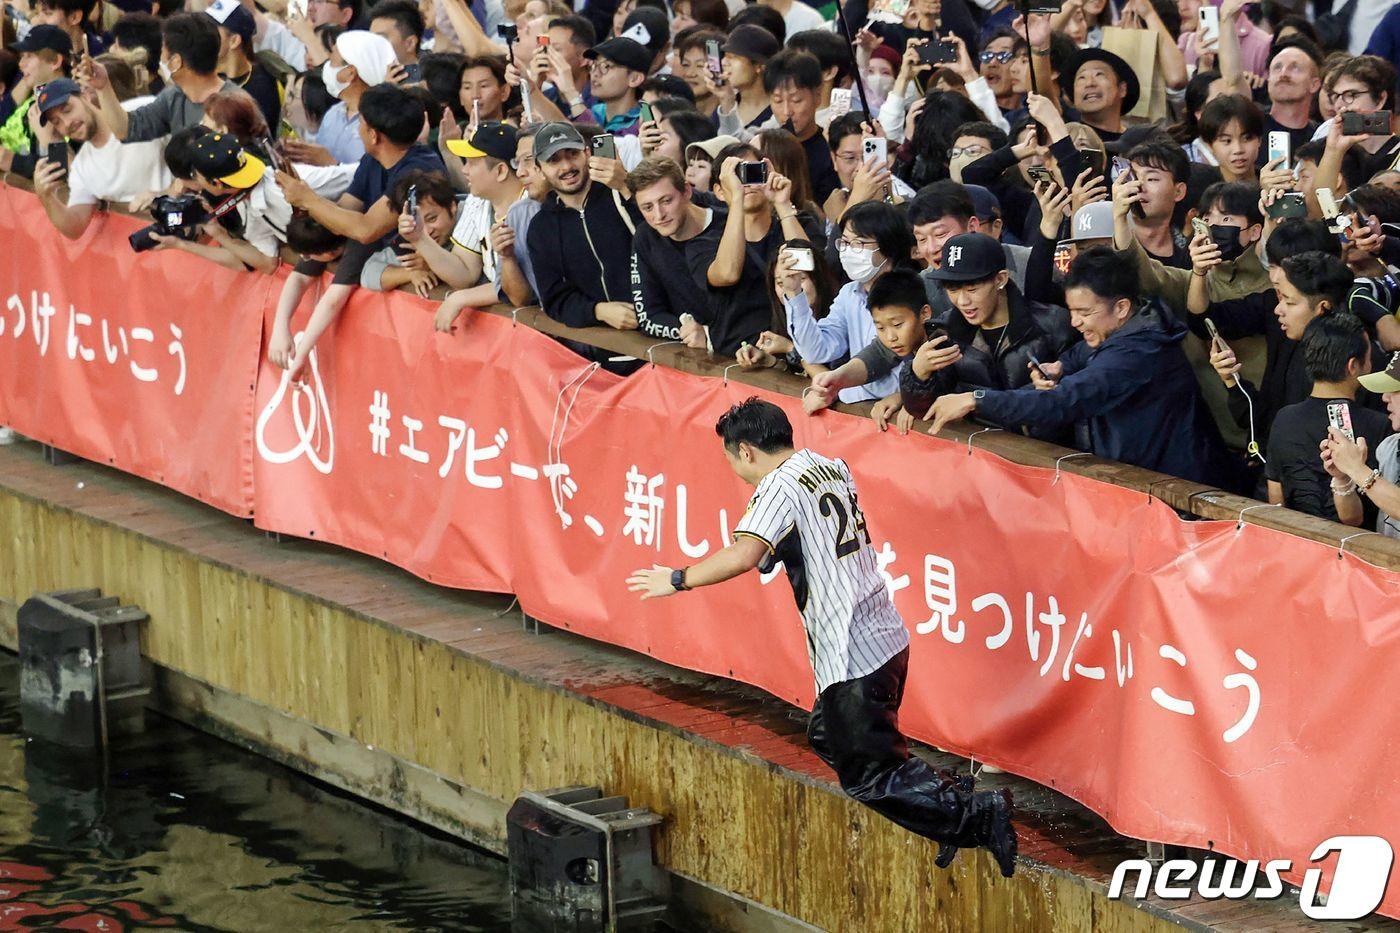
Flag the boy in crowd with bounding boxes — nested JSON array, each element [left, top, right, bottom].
[[369, 0, 425, 82], [205, 0, 282, 130], [1267, 313, 1389, 523], [1, 26, 72, 177], [564, 37, 650, 135], [1124, 139, 1192, 269], [368, 171, 460, 295]]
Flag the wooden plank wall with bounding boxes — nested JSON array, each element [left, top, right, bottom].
[[0, 484, 1181, 932]]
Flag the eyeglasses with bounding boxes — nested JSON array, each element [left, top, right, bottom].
[[979, 50, 1014, 64], [1328, 88, 1373, 107], [836, 237, 878, 252], [589, 61, 617, 77], [947, 145, 989, 159]]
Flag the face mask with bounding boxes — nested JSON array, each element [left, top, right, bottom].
[[322, 60, 350, 99], [865, 73, 894, 106], [1209, 224, 1244, 261], [158, 58, 175, 84], [840, 246, 887, 284]]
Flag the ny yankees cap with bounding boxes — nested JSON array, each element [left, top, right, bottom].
[[447, 121, 519, 161], [1067, 201, 1115, 242], [534, 121, 586, 162], [929, 232, 1005, 282]]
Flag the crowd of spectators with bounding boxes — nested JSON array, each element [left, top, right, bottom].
[[4, 0, 1400, 533]]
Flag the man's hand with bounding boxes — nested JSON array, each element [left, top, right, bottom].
[[848, 155, 892, 206], [595, 301, 639, 330], [927, 392, 977, 434], [803, 373, 838, 413], [871, 394, 902, 431], [268, 323, 295, 369], [275, 170, 317, 209], [902, 96, 927, 143], [679, 313, 708, 349], [1025, 92, 1066, 140], [1111, 173, 1144, 219], [76, 57, 108, 94], [281, 139, 337, 166], [386, 61, 409, 85], [1069, 165, 1108, 213], [638, 118, 664, 156], [736, 342, 776, 369], [1030, 358, 1062, 389], [1012, 11, 1053, 48], [435, 290, 475, 333], [1327, 426, 1371, 480], [127, 190, 159, 214], [1258, 156, 1294, 192], [398, 204, 424, 244], [32, 158, 66, 200], [1348, 213, 1386, 258], [1327, 115, 1369, 154], [1208, 339, 1240, 387], [627, 564, 677, 599], [945, 32, 978, 85], [910, 334, 962, 380], [589, 156, 629, 193], [407, 267, 439, 297], [705, 66, 737, 109], [1189, 230, 1222, 277], [439, 110, 463, 142], [893, 406, 916, 435], [488, 219, 516, 258]]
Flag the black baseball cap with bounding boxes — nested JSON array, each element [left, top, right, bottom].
[[34, 77, 81, 124], [723, 24, 780, 64], [585, 37, 652, 75], [929, 232, 1006, 282], [10, 25, 73, 56], [446, 121, 519, 161], [1064, 48, 1140, 113], [189, 132, 267, 188]]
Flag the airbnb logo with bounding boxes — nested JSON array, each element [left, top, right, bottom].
[[255, 334, 334, 474]]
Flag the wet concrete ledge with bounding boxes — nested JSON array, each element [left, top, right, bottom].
[[0, 440, 1374, 932]]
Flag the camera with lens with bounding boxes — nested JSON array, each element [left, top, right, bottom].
[[129, 194, 210, 252]]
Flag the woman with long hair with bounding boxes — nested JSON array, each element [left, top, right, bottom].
[[756, 128, 822, 220]]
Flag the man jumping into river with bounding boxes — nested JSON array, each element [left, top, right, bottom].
[[627, 397, 1017, 877]]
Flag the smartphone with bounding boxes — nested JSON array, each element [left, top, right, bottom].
[[537, 34, 550, 46], [789, 247, 815, 271], [1198, 6, 1220, 46], [737, 160, 768, 185], [1265, 191, 1308, 220], [862, 136, 888, 164], [1052, 241, 1074, 277], [406, 184, 420, 227], [1327, 401, 1355, 442], [1317, 187, 1342, 220], [1027, 165, 1053, 184], [590, 133, 617, 160], [1110, 155, 1130, 182], [918, 41, 958, 65], [639, 100, 654, 124], [1028, 0, 1062, 12], [1267, 131, 1291, 170], [1203, 316, 1225, 351], [705, 38, 723, 76], [1191, 216, 1211, 240], [888, 0, 910, 14], [44, 140, 68, 171], [1027, 354, 1048, 380], [828, 87, 853, 120], [1341, 111, 1391, 136]]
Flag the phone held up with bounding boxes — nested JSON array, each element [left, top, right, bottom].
[[917, 40, 958, 65], [1327, 401, 1356, 443], [862, 136, 888, 165], [590, 133, 617, 160], [788, 247, 815, 272], [737, 160, 769, 185], [1341, 111, 1391, 136], [45, 140, 68, 172]]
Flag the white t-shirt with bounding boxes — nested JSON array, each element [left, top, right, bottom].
[[782, 0, 829, 37], [238, 167, 295, 257], [66, 96, 171, 208]]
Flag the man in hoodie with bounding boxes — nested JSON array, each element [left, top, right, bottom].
[[526, 121, 643, 369], [927, 247, 1231, 486]]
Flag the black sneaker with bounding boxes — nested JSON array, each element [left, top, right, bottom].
[[934, 841, 960, 869], [980, 788, 1018, 878]]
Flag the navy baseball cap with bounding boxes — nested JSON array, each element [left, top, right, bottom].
[[10, 25, 73, 56], [964, 184, 1002, 222], [930, 232, 1006, 282], [205, 0, 257, 45], [35, 78, 81, 125]]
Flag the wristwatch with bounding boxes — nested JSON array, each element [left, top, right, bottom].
[[671, 568, 690, 592], [972, 389, 987, 406]]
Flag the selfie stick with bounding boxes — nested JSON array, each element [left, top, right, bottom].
[[1019, 0, 1039, 98], [830, 0, 874, 120]]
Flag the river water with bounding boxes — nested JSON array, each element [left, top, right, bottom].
[[0, 652, 514, 931]]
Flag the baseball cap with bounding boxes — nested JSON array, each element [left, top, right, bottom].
[[1104, 122, 1171, 155], [1067, 201, 1115, 242], [723, 25, 781, 63], [1360, 351, 1400, 394], [336, 30, 397, 87], [620, 8, 668, 57], [929, 233, 1005, 282], [685, 134, 739, 162], [585, 37, 652, 75], [1064, 48, 1141, 113], [205, 0, 256, 47], [189, 132, 266, 188], [447, 121, 519, 160], [533, 121, 585, 162], [964, 184, 1001, 222], [34, 78, 81, 125], [10, 24, 73, 56]]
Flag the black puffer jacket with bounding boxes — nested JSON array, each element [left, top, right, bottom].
[[900, 285, 1078, 418]]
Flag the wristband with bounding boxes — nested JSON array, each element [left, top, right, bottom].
[[1331, 480, 1357, 497], [1360, 468, 1382, 493]]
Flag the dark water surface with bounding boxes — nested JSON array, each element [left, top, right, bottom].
[[0, 652, 514, 931]]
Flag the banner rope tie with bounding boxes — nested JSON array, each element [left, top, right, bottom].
[[1052, 452, 1091, 485], [1236, 502, 1281, 531]]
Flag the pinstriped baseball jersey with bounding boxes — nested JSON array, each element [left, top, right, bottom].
[[734, 449, 910, 693]]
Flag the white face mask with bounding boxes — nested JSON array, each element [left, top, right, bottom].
[[322, 60, 351, 99], [840, 245, 887, 284], [158, 58, 175, 84], [866, 73, 894, 100]]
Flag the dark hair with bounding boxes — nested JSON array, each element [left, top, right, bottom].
[[642, 75, 695, 103], [286, 211, 346, 255], [1199, 181, 1263, 226], [674, 26, 725, 59], [756, 128, 817, 214], [1325, 55, 1396, 108], [788, 29, 851, 85], [315, 22, 346, 54], [1169, 69, 1222, 143], [1047, 31, 1077, 78], [713, 140, 760, 172], [33, 0, 86, 16], [623, 6, 669, 54], [1198, 94, 1264, 143], [1270, 15, 1320, 49], [1267, 33, 1323, 69], [676, 0, 729, 31], [1266, 219, 1340, 263], [461, 54, 507, 86], [1064, 246, 1138, 304], [203, 88, 269, 144], [1302, 312, 1368, 383], [162, 12, 221, 75], [1145, 0, 1180, 38], [766, 237, 836, 330], [369, 0, 425, 42], [728, 5, 785, 46], [826, 111, 868, 151], [389, 169, 455, 211], [0, 51, 17, 92], [763, 49, 822, 94], [1345, 185, 1400, 226], [298, 70, 337, 124], [908, 180, 974, 226], [359, 83, 425, 145], [549, 14, 596, 48], [163, 124, 211, 180], [951, 120, 1009, 151], [112, 12, 163, 74], [420, 51, 468, 121], [840, 201, 918, 272], [1126, 140, 1190, 184], [867, 269, 930, 318], [906, 91, 985, 187], [1282, 251, 1355, 312], [665, 110, 717, 152], [1294, 138, 1326, 164], [715, 397, 793, 453]]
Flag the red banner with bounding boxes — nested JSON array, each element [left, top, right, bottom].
[[6, 185, 1400, 918]]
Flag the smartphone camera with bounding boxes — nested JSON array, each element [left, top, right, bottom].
[[1341, 111, 1391, 136], [590, 133, 617, 160], [788, 247, 815, 272], [737, 161, 768, 185], [918, 41, 957, 65]]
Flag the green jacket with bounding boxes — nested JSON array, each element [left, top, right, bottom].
[[0, 96, 35, 156], [1127, 235, 1272, 316]]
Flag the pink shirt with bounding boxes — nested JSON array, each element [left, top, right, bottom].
[[1179, 6, 1273, 77]]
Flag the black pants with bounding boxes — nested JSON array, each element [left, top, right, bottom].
[[807, 648, 983, 845]]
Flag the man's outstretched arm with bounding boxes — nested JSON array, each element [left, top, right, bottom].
[[627, 535, 770, 598]]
